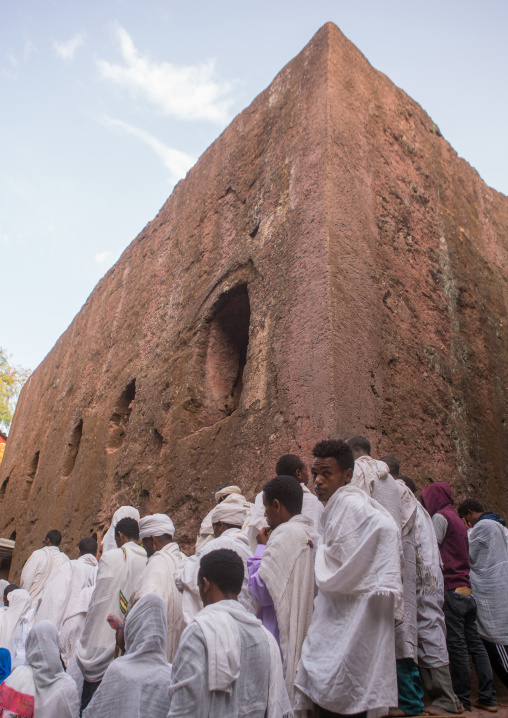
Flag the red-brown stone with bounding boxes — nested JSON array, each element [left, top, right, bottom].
[[1, 23, 508, 577]]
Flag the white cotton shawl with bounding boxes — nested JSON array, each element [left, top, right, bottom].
[[83, 593, 172, 718], [258, 515, 317, 711], [295, 485, 402, 714], [101, 506, 140, 554], [76, 541, 147, 682], [469, 519, 508, 644], [20, 546, 70, 606], [193, 599, 292, 718], [26, 620, 79, 718], [0, 588, 32, 649], [130, 542, 186, 661], [177, 528, 256, 625], [35, 553, 98, 629]]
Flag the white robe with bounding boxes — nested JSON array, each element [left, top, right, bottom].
[[0, 589, 32, 650], [26, 620, 79, 718], [258, 515, 317, 711], [35, 554, 98, 629], [83, 593, 172, 718], [295, 484, 402, 714], [469, 518, 508, 644], [130, 542, 186, 661], [414, 503, 449, 668], [169, 599, 291, 718], [76, 541, 147, 682], [20, 546, 70, 606], [177, 529, 255, 625]]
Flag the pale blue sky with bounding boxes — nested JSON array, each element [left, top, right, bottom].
[[2, 0, 507, 372]]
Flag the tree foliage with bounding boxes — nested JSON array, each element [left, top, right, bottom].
[[0, 347, 31, 432]]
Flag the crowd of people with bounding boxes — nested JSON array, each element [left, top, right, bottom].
[[0, 437, 506, 717]]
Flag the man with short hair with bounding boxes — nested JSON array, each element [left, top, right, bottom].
[[248, 475, 316, 712], [177, 496, 255, 624], [76, 517, 147, 713], [130, 513, 186, 661], [381, 455, 401, 478], [20, 529, 70, 606], [169, 548, 289, 718], [458, 499, 508, 688], [36, 536, 98, 629], [349, 437, 421, 718], [295, 439, 402, 717], [249, 454, 324, 546], [421, 483, 497, 712]]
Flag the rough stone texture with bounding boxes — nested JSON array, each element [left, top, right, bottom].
[[1, 23, 507, 577]]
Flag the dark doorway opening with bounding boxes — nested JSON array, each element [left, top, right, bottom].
[[62, 420, 83, 477], [204, 285, 250, 420]]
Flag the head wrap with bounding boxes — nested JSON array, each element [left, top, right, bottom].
[[138, 514, 175, 540], [210, 494, 247, 527], [214, 485, 242, 504]]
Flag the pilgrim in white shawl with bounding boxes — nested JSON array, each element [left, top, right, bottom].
[[248, 475, 316, 714], [0, 589, 32, 651], [58, 584, 96, 696], [177, 496, 255, 624], [400, 475, 462, 715], [101, 505, 140, 554], [26, 621, 79, 717], [0, 621, 79, 717], [20, 530, 69, 606], [458, 498, 508, 688], [83, 593, 172, 718], [130, 513, 185, 661], [169, 549, 291, 718], [35, 536, 98, 630], [196, 485, 252, 551], [350, 438, 422, 718], [76, 517, 147, 713], [249, 456, 323, 549], [295, 439, 403, 716]]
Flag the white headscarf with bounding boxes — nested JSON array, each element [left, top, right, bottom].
[[26, 620, 79, 717], [101, 506, 140, 553], [83, 593, 172, 718], [214, 485, 243, 503], [0, 588, 32, 649], [210, 495, 247, 527], [139, 514, 175, 540]]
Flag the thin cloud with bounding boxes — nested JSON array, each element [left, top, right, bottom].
[[97, 25, 234, 124], [95, 251, 113, 265], [53, 33, 85, 62], [102, 116, 195, 183]]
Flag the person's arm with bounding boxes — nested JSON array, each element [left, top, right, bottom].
[[168, 624, 210, 717], [431, 513, 448, 546], [247, 544, 274, 607]]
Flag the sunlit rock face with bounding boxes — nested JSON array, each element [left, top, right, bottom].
[[1, 23, 507, 577]]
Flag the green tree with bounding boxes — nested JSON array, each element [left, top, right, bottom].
[[0, 347, 31, 432]]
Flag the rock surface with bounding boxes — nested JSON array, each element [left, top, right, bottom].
[[1, 23, 507, 575]]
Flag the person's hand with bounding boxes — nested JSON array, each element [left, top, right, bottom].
[[257, 527, 271, 545]]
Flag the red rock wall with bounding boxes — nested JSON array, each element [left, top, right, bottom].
[[1, 23, 507, 577]]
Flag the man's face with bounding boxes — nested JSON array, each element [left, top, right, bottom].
[[262, 493, 282, 530], [142, 536, 155, 557], [312, 456, 352, 502], [296, 464, 310, 486]]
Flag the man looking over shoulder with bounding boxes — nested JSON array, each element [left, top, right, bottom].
[[296, 439, 402, 718], [20, 529, 69, 606]]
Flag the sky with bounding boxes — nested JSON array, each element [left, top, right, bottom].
[[1, 0, 507, 374]]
